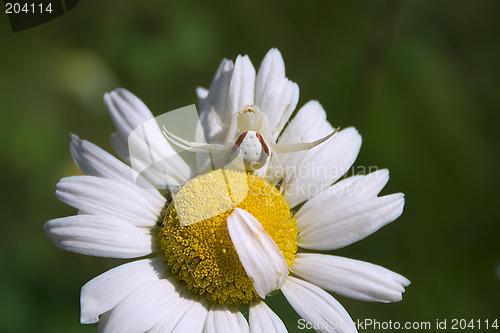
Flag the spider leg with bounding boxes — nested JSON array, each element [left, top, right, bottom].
[[272, 127, 339, 154], [162, 125, 229, 153], [202, 114, 239, 169]]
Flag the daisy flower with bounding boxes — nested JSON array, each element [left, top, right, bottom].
[[45, 49, 410, 333]]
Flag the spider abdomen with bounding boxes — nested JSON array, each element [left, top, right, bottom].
[[231, 131, 269, 171]]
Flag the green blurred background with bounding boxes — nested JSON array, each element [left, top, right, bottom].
[[1, 1, 499, 332]]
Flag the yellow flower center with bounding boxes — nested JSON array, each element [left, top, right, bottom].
[[157, 169, 298, 305]]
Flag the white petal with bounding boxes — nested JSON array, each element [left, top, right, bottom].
[[110, 132, 130, 163], [204, 305, 249, 333], [290, 253, 410, 303], [282, 127, 362, 208], [80, 258, 165, 324], [204, 58, 235, 113], [196, 60, 235, 170], [170, 297, 209, 333], [45, 215, 153, 258], [200, 59, 234, 125], [104, 88, 191, 186], [295, 169, 390, 232], [97, 279, 179, 333], [227, 208, 288, 298], [255, 49, 286, 107], [278, 100, 332, 146], [249, 302, 287, 333], [266, 100, 333, 183], [197, 59, 235, 145], [148, 291, 201, 333], [104, 88, 153, 139], [281, 276, 357, 333], [255, 49, 299, 138], [55, 176, 160, 227], [69, 134, 165, 206], [227, 55, 256, 117], [260, 79, 299, 139], [129, 105, 200, 187], [297, 193, 404, 250], [70, 134, 132, 182]]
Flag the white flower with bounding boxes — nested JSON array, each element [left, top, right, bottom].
[[46, 49, 409, 333]]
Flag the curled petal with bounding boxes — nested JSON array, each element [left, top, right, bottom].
[[227, 208, 288, 298]]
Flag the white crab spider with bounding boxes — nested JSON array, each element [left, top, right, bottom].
[[162, 105, 338, 172]]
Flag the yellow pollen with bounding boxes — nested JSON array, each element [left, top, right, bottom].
[[157, 169, 298, 305]]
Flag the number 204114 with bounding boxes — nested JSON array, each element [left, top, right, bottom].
[[451, 319, 498, 330], [5, 2, 53, 14]]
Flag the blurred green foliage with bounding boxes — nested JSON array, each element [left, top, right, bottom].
[[0, 1, 499, 332]]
